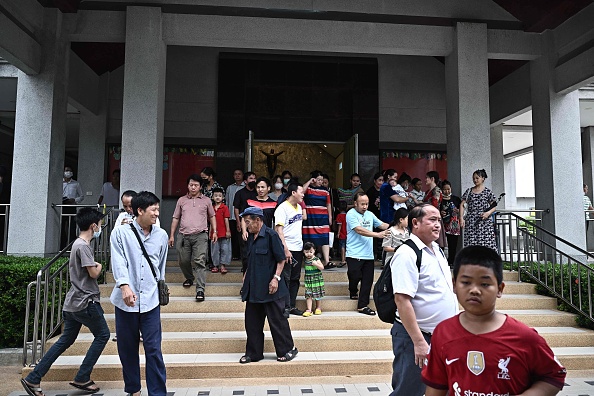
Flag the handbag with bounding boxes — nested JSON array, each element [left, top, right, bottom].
[[130, 224, 170, 306]]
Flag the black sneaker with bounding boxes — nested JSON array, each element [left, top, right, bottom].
[[289, 307, 304, 316], [196, 290, 205, 302]]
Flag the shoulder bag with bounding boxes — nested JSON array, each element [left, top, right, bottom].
[[129, 224, 170, 306]]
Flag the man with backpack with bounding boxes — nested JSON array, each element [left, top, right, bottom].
[[389, 203, 458, 396]]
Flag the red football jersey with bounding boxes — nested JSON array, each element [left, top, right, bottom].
[[422, 314, 566, 395], [336, 213, 347, 240], [212, 203, 230, 238]]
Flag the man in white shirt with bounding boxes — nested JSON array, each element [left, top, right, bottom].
[[389, 203, 458, 396], [61, 166, 84, 247], [226, 169, 245, 259], [98, 169, 120, 206]]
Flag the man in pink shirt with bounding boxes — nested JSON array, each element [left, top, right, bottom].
[[169, 174, 217, 301]]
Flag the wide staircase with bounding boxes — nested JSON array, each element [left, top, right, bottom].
[[23, 260, 594, 386]]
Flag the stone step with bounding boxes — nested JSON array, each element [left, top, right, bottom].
[[105, 268, 523, 284], [80, 309, 580, 334], [97, 293, 558, 314], [23, 348, 594, 382], [98, 280, 536, 298], [54, 326, 594, 356]]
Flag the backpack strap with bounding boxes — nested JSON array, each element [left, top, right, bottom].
[[402, 238, 422, 272]]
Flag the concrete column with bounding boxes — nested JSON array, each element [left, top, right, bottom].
[[582, 127, 594, 193], [490, 125, 505, 208], [503, 158, 517, 209], [7, 10, 70, 256], [445, 22, 491, 195], [77, 73, 109, 202], [530, 32, 586, 250], [119, 7, 166, 198]]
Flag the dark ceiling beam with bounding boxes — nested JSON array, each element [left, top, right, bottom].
[[0, 12, 41, 74], [555, 45, 594, 94], [489, 62, 531, 126]]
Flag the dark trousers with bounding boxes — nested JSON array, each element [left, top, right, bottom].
[[240, 237, 248, 272], [115, 306, 167, 396], [390, 321, 431, 396], [244, 299, 294, 359], [346, 257, 375, 309], [282, 250, 303, 309], [230, 219, 240, 258], [446, 233, 459, 266]]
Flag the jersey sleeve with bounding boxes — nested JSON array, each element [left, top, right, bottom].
[[528, 330, 567, 389], [421, 324, 449, 390]]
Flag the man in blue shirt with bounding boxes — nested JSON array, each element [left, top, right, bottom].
[[379, 169, 398, 223], [110, 191, 168, 396], [346, 192, 389, 315], [240, 207, 297, 364]]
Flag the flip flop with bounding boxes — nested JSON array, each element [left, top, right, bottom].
[[21, 379, 44, 396], [277, 347, 298, 362], [220, 266, 228, 274], [358, 306, 376, 316], [211, 267, 219, 273], [324, 263, 336, 269], [69, 380, 100, 394], [182, 279, 193, 288], [337, 262, 347, 268]]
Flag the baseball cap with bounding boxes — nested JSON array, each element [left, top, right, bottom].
[[240, 206, 264, 218]]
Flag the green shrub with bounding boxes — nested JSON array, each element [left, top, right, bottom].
[[507, 261, 594, 330], [0, 256, 68, 348]]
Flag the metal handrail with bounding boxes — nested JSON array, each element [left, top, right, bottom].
[[495, 211, 594, 325], [0, 204, 8, 255], [23, 207, 117, 367]]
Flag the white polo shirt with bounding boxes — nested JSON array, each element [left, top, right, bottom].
[[390, 233, 458, 333]]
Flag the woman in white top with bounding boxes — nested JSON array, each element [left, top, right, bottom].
[[382, 207, 410, 268]]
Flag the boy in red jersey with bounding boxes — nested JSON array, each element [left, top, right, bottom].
[[422, 245, 566, 396]]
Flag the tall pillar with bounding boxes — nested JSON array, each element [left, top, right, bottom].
[[530, 32, 585, 249], [77, 73, 109, 202], [582, 126, 594, 192], [120, 7, 166, 198], [445, 22, 491, 195], [7, 10, 70, 256], [490, 125, 506, 208]]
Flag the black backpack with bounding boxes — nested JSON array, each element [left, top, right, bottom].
[[373, 239, 422, 324]]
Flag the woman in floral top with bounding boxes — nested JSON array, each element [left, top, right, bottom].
[[440, 180, 461, 265], [201, 167, 225, 201]]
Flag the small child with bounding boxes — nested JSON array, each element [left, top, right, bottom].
[[335, 202, 348, 268], [422, 246, 566, 396], [382, 207, 409, 268], [302, 241, 325, 317], [210, 187, 231, 274]]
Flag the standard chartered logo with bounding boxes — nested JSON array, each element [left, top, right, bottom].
[[453, 382, 461, 396], [452, 384, 510, 396]]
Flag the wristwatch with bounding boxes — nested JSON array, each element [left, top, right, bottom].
[[273, 274, 281, 281]]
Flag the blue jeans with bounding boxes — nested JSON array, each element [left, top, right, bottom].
[[211, 237, 231, 267], [390, 321, 431, 396], [115, 306, 167, 396], [25, 302, 110, 385]]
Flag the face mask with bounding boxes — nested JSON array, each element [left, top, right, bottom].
[[64, 171, 73, 178], [274, 183, 283, 190], [283, 178, 290, 185], [93, 226, 101, 239], [202, 178, 209, 186], [247, 181, 257, 189]]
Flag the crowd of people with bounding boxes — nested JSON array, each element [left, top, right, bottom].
[[27, 164, 568, 396]]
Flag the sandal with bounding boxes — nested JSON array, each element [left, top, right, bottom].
[[220, 265, 228, 274], [21, 379, 45, 396], [358, 306, 376, 316], [182, 279, 193, 288], [350, 294, 358, 300], [277, 347, 298, 362], [211, 267, 219, 273], [337, 262, 347, 268], [239, 355, 252, 364], [324, 262, 336, 269], [69, 380, 100, 394], [314, 308, 322, 315], [302, 310, 312, 317]]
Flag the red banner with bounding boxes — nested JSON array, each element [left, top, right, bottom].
[[381, 151, 448, 181]]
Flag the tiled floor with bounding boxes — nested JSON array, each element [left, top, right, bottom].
[[8, 378, 594, 396]]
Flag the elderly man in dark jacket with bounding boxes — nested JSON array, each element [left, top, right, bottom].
[[239, 206, 298, 364]]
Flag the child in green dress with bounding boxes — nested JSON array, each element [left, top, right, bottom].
[[302, 242, 325, 316]]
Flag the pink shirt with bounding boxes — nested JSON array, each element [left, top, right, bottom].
[[172, 194, 215, 235]]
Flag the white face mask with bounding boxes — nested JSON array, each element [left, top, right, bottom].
[[64, 171, 73, 179], [93, 225, 101, 239], [274, 183, 283, 190], [283, 178, 290, 185]]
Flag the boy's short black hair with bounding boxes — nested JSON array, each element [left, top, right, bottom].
[[287, 182, 302, 195], [453, 246, 503, 285], [338, 201, 347, 211], [76, 207, 103, 231], [212, 187, 224, 195], [303, 241, 316, 251], [132, 191, 160, 217]]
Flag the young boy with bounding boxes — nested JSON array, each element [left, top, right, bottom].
[[335, 201, 347, 267], [210, 187, 231, 273], [21, 208, 110, 396], [422, 246, 566, 396]]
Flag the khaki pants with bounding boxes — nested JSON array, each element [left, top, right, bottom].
[[177, 232, 208, 291]]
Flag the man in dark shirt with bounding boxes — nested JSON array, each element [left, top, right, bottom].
[[239, 207, 297, 364], [234, 171, 258, 272]]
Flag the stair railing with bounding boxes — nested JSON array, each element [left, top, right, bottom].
[[495, 211, 594, 325], [23, 207, 117, 367], [0, 203, 8, 255]]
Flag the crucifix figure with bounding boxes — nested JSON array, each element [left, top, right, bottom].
[[260, 149, 285, 178]]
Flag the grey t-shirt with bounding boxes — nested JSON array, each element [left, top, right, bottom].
[[63, 238, 99, 312]]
